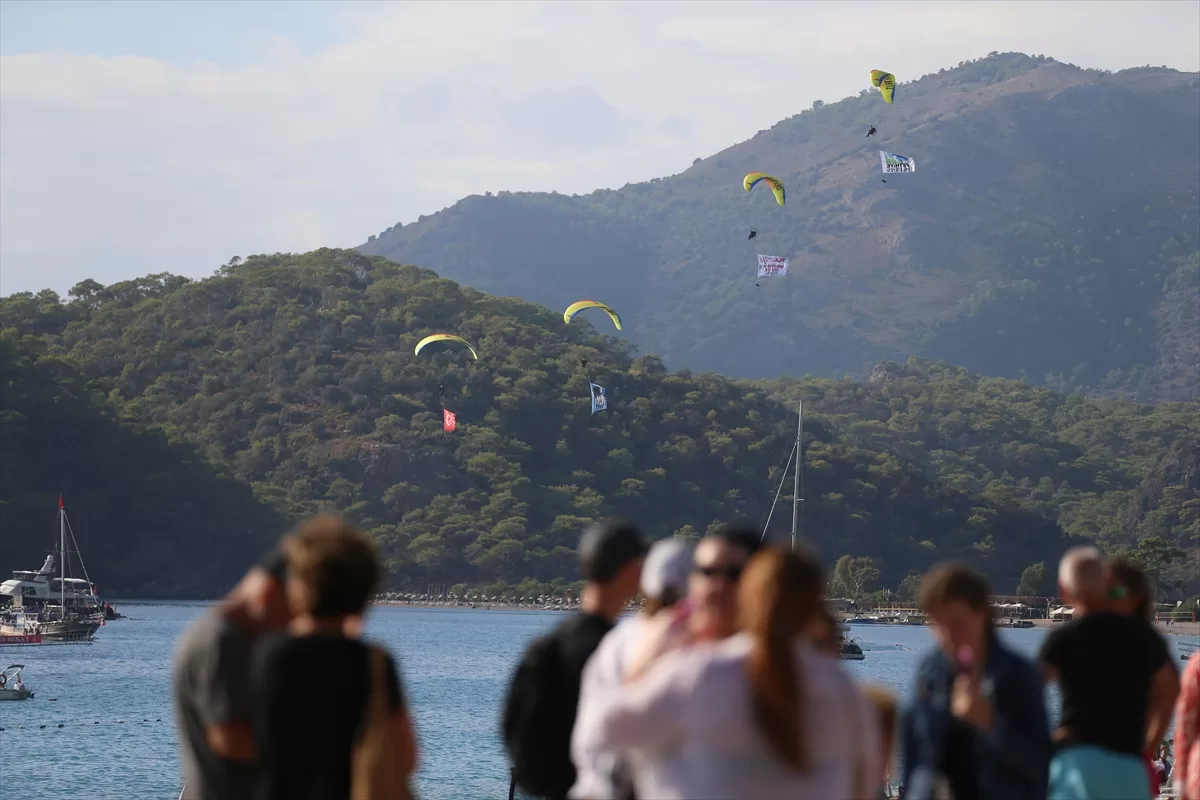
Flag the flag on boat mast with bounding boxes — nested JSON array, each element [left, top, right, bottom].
[[59, 494, 64, 510]]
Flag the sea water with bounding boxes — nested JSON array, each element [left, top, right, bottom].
[[0, 603, 1191, 799]]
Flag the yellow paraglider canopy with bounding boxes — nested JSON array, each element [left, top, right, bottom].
[[743, 173, 785, 206], [564, 300, 622, 331], [414, 333, 478, 360], [870, 69, 896, 104]]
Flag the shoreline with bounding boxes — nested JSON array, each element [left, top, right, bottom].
[[375, 600, 1200, 636]]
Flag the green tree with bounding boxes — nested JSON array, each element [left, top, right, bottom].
[[1015, 561, 1049, 596], [833, 555, 881, 600]]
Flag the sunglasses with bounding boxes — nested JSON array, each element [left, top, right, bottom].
[[693, 564, 744, 582]]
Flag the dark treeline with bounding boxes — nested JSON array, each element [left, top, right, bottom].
[[1, 249, 1196, 598]]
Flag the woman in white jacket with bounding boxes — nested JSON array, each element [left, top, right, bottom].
[[591, 546, 880, 800]]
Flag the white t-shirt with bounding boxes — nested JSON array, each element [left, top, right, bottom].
[[589, 632, 880, 800], [570, 614, 652, 800]]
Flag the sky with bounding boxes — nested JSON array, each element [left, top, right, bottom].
[[1, 0, 1198, 296]]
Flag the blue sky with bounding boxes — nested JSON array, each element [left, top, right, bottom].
[[0, 1, 356, 65], [1, 0, 1198, 295]]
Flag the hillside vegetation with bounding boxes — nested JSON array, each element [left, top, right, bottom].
[[2, 250, 1196, 597], [0, 333, 287, 596], [361, 52, 1200, 404]]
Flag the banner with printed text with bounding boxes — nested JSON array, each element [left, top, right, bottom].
[[879, 150, 916, 174], [756, 254, 789, 278]]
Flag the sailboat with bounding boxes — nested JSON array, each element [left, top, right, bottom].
[[0, 496, 104, 643], [760, 403, 864, 662]]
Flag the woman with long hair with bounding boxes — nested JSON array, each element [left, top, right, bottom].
[[901, 563, 1050, 800], [591, 546, 879, 799]]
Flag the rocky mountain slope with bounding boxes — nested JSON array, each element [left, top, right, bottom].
[[361, 53, 1200, 402]]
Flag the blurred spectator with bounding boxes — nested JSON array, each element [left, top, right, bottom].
[[864, 684, 899, 797], [1175, 652, 1199, 799], [902, 563, 1050, 800], [251, 515, 417, 800], [173, 550, 291, 800], [592, 546, 880, 799], [623, 525, 761, 680], [1108, 556, 1154, 622], [571, 537, 692, 800], [807, 605, 842, 657], [1109, 556, 1176, 798], [1040, 547, 1178, 800], [503, 520, 647, 800]]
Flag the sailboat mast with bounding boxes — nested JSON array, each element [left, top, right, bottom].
[[791, 402, 802, 553], [59, 496, 65, 611]]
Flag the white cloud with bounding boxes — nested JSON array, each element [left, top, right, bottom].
[[1, 0, 1197, 294]]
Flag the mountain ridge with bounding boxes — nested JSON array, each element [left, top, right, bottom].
[[360, 52, 1200, 402]]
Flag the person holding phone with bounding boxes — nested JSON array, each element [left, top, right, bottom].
[[901, 563, 1051, 800]]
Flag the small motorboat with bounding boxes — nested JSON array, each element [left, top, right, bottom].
[[0, 664, 34, 700], [839, 640, 865, 661]]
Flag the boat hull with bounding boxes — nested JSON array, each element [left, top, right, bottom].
[[0, 687, 33, 701], [0, 618, 99, 643]]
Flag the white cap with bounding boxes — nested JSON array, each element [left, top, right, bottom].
[[640, 539, 692, 600]]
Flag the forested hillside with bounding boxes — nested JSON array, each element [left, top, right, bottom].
[[361, 52, 1200, 403], [2, 250, 1196, 597], [0, 333, 288, 596]]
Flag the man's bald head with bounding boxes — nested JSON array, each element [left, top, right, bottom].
[[1058, 546, 1108, 608]]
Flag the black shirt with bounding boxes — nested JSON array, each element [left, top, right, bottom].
[[941, 715, 980, 800], [250, 633, 404, 800], [546, 612, 616, 799], [1039, 612, 1172, 756]]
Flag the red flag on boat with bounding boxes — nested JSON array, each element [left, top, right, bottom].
[[59, 494, 64, 510], [443, 408, 457, 433]]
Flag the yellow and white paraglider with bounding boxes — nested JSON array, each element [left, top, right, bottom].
[[563, 300, 622, 331], [870, 69, 896, 104], [743, 173, 786, 206], [414, 333, 478, 360]]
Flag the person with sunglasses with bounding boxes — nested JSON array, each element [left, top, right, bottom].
[[624, 525, 761, 681], [591, 546, 879, 800]]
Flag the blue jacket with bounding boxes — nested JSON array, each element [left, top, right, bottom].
[[901, 635, 1051, 800]]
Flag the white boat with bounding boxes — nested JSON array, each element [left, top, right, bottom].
[[0, 664, 34, 701], [0, 497, 104, 643], [0, 555, 102, 613]]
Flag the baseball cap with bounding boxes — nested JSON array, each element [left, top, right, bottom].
[[579, 519, 649, 583], [640, 539, 692, 600]]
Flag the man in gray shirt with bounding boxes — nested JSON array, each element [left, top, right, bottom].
[[173, 552, 291, 800]]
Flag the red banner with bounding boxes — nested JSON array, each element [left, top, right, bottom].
[[0, 634, 43, 645], [443, 408, 457, 433]]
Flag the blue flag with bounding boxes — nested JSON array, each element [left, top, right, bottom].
[[590, 383, 607, 414]]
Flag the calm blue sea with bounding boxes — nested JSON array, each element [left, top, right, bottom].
[[0, 604, 1193, 799]]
